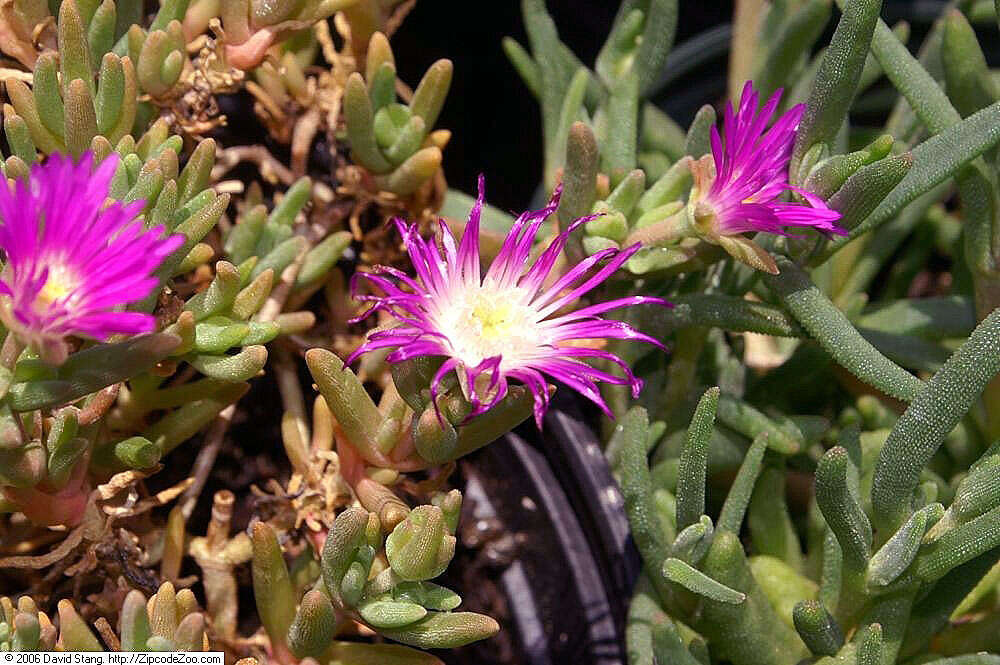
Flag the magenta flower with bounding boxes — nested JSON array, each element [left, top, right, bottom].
[[0, 153, 183, 364], [348, 177, 667, 427], [689, 81, 844, 272]]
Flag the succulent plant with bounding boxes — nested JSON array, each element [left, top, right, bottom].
[[0, 0, 158, 70], [4, 6, 136, 161], [220, 0, 358, 70], [251, 502, 498, 662], [0, 582, 210, 652], [6, 0, 1000, 664], [343, 32, 452, 197], [305, 349, 534, 475], [1, 0, 205, 167], [505, 2, 1000, 663], [0, 139, 222, 516], [1, 1, 483, 661], [123, 17, 188, 101]]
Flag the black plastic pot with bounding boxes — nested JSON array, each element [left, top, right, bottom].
[[446, 394, 638, 665]]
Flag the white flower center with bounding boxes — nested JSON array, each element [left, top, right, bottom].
[[433, 284, 545, 368], [35, 264, 79, 310]]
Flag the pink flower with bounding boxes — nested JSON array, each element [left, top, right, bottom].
[[0, 153, 183, 363], [348, 176, 667, 427], [689, 82, 844, 272]]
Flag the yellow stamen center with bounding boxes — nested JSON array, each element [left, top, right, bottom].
[[473, 300, 519, 340], [34, 265, 78, 310], [435, 286, 543, 368]]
